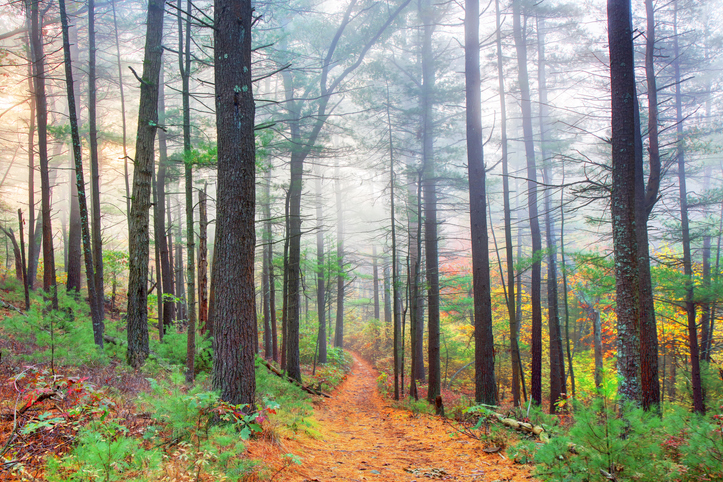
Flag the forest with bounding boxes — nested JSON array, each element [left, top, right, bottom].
[[0, 0, 722, 479]]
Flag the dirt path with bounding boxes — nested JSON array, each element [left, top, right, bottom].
[[273, 355, 533, 481]]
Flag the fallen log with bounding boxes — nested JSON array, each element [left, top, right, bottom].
[[257, 357, 331, 398]]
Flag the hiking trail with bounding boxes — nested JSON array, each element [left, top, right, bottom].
[[259, 355, 534, 481]]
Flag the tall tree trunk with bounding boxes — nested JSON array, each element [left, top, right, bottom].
[[126, 0, 164, 368], [673, 1, 704, 414], [373, 245, 380, 320], [111, 0, 131, 226], [420, 0, 441, 405], [315, 166, 327, 364], [384, 264, 392, 324], [66, 23, 82, 294], [88, 0, 104, 319], [608, 0, 642, 403], [29, 0, 58, 310], [496, 0, 519, 408], [466, 0, 496, 406], [25, 27, 37, 293], [640, 0, 661, 410], [537, 17, 566, 412], [335, 161, 345, 349], [211, 0, 256, 407], [387, 82, 401, 401], [59, 0, 104, 346], [513, 0, 541, 405], [198, 186, 209, 335], [267, 173, 278, 362], [178, 0, 196, 384], [156, 67, 174, 329], [175, 200, 186, 321]]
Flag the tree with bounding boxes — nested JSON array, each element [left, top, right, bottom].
[[88, 0, 104, 320], [672, 0, 704, 414], [420, 0, 441, 406], [513, 0, 542, 405], [58, 0, 104, 347], [210, 0, 257, 407], [126, 0, 165, 368], [28, 0, 58, 310], [315, 165, 327, 364], [465, 0, 496, 406], [607, 0, 642, 403]]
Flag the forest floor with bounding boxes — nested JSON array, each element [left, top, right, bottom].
[[255, 355, 535, 482]]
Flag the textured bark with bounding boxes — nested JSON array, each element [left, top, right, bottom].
[[537, 18, 566, 412], [0, 227, 22, 281], [210, 0, 256, 407], [465, 0, 496, 406], [59, 0, 104, 347], [420, 0, 440, 405], [178, 0, 196, 384], [314, 168, 327, 364], [383, 264, 392, 323], [198, 186, 209, 335], [88, 0, 104, 319], [409, 169, 425, 389], [29, 0, 58, 309], [156, 68, 174, 329], [25, 28, 37, 293], [126, 0, 164, 368], [513, 0, 541, 405], [608, 0, 642, 403], [672, 1, 703, 414], [66, 23, 82, 294], [387, 83, 401, 400], [496, 0, 519, 408], [640, 0, 661, 411]]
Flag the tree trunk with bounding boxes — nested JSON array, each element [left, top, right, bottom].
[[59, 0, 104, 347], [335, 161, 345, 349], [673, 1, 704, 414], [198, 186, 209, 335], [513, 0, 541, 405], [18, 210, 30, 310], [29, 0, 58, 310], [111, 0, 131, 226], [315, 166, 327, 364], [65, 23, 82, 294], [639, 0, 661, 411], [420, 0, 440, 405], [466, 0, 496, 406], [211, 0, 256, 408], [608, 0, 642, 403], [88, 0, 104, 319], [156, 67, 174, 329], [25, 27, 37, 293], [373, 245, 380, 320], [126, 0, 164, 368], [178, 0, 196, 384], [496, 0, 519, 408], [537, 17, 566, 412]]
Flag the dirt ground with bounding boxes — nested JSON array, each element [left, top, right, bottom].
[[265, 355, 535, 482]]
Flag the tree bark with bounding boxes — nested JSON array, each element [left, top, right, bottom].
[[210, 0, 256, 408], [672, 0, 704, 414], [513, 0, 541, 405], [198, 186, 209, 335], [335, 161, 345, 349], [315, 166, 327, 364], [466, 0, 496, 406], [156, 67, 174, 330], [608, 0, 642, 403], [59, 0, 104, 347], [126, 0, 164, 368], [88, 0, 104, 319], [28, 0, 58, 309], [640, 0, 661, 411]]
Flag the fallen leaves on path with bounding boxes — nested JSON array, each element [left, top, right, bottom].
[[258, 355, 535, 482]]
